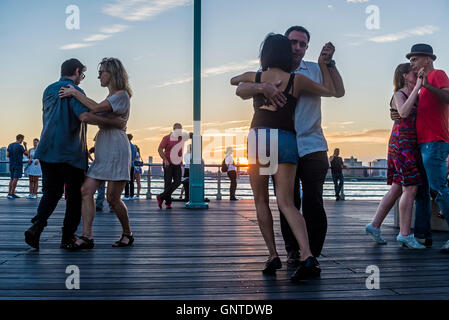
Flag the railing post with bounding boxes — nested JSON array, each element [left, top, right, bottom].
[[146, 156, 152, 199], [216, 166, 222, 200]]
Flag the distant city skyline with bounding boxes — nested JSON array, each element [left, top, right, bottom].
[[1, 0, 448, 164]]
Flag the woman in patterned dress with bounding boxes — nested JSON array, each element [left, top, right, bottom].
[[366, 63, 426, 249]]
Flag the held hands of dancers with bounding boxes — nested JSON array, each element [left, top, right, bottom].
[[59, 85, 77, 98], [318, 42, 335, 65], [417, 67, 428, 88]]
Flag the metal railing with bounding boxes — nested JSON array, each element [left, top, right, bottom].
[[0, 159, 389, 200]]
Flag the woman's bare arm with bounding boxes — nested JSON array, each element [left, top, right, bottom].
[[71, 90, 113, 113], [294, 63, 337, 97], [230, 72, 257, 86], [395, 79, 422, 118]]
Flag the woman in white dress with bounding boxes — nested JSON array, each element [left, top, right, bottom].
[[59, 57, 134, 249], [25, 138, 42, 199]]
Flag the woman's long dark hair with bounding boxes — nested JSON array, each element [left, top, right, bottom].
[[259, 33, 293, 72], [393, 63, 411, 92]]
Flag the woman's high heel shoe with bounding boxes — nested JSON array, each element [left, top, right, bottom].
[[396, 233, 426, 249], [262, 257, 282, 274]]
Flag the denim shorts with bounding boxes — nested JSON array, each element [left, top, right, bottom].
[[248, 127, 299, 166], [10, 166, 23, 179]]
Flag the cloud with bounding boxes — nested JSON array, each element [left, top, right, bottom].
[[369, 25, 439, 43], [100, 24, 130, 34], [103, 0, 192, 21], [59, 43, 94, 50], [346, 0, 369, 2], [155, 59, 260, 88], [84, 34, 112, 42], [326, 129, 390, 144]]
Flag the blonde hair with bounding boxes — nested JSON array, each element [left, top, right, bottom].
[[99, 57, 133, 97], [393, 63, 411, 93]]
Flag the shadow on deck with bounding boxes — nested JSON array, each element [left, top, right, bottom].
[[0, 199, 448, 300]]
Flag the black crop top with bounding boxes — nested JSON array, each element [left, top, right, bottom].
[[250, 71, 298, 133]]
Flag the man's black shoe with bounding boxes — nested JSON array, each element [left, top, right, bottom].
[[60, 234, 78, 249], [230, 197, 239, 201], [96, 206, 103, 212], [262, 256, 282, 274], [290, 256, 321, 283], [25, 224, 43, 249]]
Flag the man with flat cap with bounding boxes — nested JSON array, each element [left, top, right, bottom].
[[407, 43, 449, 253]]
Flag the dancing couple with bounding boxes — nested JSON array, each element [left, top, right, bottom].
[[366, 44, 449, 253], [25, 57, 134, 250], [232, 25, 345, 282]]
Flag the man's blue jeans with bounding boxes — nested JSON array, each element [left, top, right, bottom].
[[96, 181, 106, 209], [415, 142, 449, 239]]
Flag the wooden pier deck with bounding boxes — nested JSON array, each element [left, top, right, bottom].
[[0, 199, 448, 300]]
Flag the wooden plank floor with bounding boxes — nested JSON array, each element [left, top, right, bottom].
[[0, 198, 448, 300]]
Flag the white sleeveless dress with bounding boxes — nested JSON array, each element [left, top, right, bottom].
[[87, 91, 131, 181], [25, 149, 42, 177]]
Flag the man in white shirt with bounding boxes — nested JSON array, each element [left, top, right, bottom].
[[236, 26, 345, 264]]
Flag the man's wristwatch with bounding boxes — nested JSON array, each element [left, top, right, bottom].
[[326, 59, 336, 68]]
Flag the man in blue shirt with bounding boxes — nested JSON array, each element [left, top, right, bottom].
[[25, 58, 126, 250], [7, 134, 27, 199]]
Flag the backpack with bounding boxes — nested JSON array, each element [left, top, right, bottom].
[[221, 159, 228, 173]]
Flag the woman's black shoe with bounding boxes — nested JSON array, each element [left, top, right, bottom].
[[262, 257, 282, 274], [290, 256, 321, 283], [112, 233, 134, 247]]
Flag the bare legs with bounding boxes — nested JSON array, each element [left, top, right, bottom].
[[135, 173, 141, 197], [370, 183, 418, 236], [249, 169, 277, 260], [28, 176, 39, 196], [399, 185, 418, 236], [108, 180, 132, 244], [371, 183, 402, 228], [249, 163, 313, 262], [75, 178, 132, 245]]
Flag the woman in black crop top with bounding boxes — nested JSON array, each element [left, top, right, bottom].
[[230, 34, 337, 281]]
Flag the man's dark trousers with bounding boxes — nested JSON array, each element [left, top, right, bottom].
[[274, 151, 329, 257], [125, 167, 135, 198], [31, 161, 84, 240], [159, 164, 182, 205]]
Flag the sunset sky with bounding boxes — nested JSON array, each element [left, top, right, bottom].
[[1, 0, 449, 164]]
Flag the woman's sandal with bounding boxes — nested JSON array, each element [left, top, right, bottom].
[[66, 236, 94, 251], [112, 233, 134, 247]]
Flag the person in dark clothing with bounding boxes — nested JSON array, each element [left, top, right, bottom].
[[7, 134, 27, 199], [124, 134, 137, 200], [330, 148, 345, 201], [156, 123, 189, 209]]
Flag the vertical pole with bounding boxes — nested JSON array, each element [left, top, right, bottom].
[[217, 166, 222, 200], [186, 0, 208, 209]]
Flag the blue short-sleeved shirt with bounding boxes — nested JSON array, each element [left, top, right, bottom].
[[7, 142, 25, 167], [34, 78, 89, 171]]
